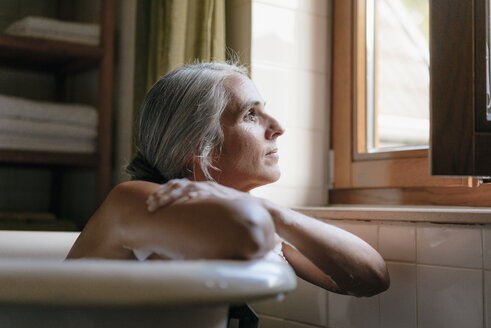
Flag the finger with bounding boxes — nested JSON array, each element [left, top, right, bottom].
[[150, 184, 195, 211]]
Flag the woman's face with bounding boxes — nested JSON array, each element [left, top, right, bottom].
[[211, 74, 285, 191]]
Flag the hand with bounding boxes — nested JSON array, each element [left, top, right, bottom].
[[146, 179, 249, 212]]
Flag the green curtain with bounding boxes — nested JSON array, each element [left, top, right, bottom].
[[132, 0, 226, 153]]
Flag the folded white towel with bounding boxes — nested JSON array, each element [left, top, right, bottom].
[[5, 16, 100, 46], [0, 94, 98, 128], [0, 117, 96, 139], [0, 133, 96, 153]]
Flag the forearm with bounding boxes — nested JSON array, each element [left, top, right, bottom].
[[260, 199, 389, 296], [122, 196, 276, 260]]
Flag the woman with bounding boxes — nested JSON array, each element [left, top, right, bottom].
[[67, 62, 389, 297]]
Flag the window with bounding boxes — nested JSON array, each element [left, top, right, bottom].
[[330, 0, 491, 207], [367, 0, 429, 150]]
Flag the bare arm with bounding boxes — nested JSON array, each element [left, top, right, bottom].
[[67, 181, 275, 260], [146, 180, 390, 296], [261, 199, 390, 297]]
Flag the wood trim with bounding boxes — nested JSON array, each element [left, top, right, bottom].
[[353, 147, 427, 161], [295, 205, 491, 224], [475, 0, 491, 132], [430, 0, 475, 176], [475, 132, 491, 174], [354, 0, 367, 154], [331, 0, 354, 189], [351, 157, 465, 188], [329, 183, 491, 207], [331, 0, 491, 205], [97, 0, 116, 205], [0, 34, 102, 73], [0, 150, 97, 167]]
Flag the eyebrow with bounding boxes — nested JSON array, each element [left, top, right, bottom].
[[238, 100, 266, 113]]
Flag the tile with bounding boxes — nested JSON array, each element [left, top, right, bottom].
[[250, 293, 287, 318], [251, 185, 327, 207], [380, 263, 417, 328], [257, 315, 284, 328], [258, 315, 321, 328], [283, 319, 321, 328], [417, 225, 482, 268], [486, 271, 491, 328], [294, 71, 330, 132], [379, 224, 416, 262], [327, 292, 380, 328], [255, 0, 330, 17], [272, 128, 328, 190], [251, 65, 330, 132], [252, 278, 327, 327], [293, 129, 329, 189], [251, 3, 329, 73], [280, 277, 328, 326], [417, 265, 483, 328], [483, 227, 491, 270], [329, 221, 378, 250]]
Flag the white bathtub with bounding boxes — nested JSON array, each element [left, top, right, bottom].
[[0, 230, 296, 328]]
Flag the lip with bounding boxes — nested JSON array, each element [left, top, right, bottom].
[[265, 148, 279, 157]]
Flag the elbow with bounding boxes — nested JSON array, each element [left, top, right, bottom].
[[353, 259, 391, 297], [228, 200, 276, 260], [363, 262, 390, 297]]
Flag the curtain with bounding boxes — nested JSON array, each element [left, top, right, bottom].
[[132, 0, 226, 152]]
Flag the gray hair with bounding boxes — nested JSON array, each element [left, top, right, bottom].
[[126, 62, 248, 183]]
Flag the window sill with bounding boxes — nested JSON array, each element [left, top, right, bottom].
[[294, 205, 491, 225]]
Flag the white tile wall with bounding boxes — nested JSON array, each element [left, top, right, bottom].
[[379, 224, 416, 262], [417, 265, 483, 328], [249, 221, 489, 328], [251, 185, 327, 207], [248, 0, 331, 208], [328, 221, 379, 250], [485, 270, 491, 328], [257, 315, 284, 328], [417, 225, 482, 268], [255, 0, 330, 17], [483, 227, 491, 270], [252, 64, 330, 132], [258, 315, 322, 328], [380, 262, 417, 328], [279, 278, 328, 326], [251, 3, 329, 73], [231, 2, 489, 328], [327, 293, 380, 328], [251, 278, 328, 327]]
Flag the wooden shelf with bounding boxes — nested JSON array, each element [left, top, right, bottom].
[[0, 150, 97, 167], [0, 219, 79, 231], [0, 33, 103, 74]]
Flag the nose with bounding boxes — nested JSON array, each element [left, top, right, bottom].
[[265, 115, 285, 140]]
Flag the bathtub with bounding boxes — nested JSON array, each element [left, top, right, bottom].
[[0, 230, 296, 328]]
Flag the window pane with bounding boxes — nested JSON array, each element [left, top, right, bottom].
[[367, 0, 430, 150]]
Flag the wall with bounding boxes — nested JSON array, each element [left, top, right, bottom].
[[224, 2, 491, 328], [250, 219, 491, 328], [227, 0, 332, 207]]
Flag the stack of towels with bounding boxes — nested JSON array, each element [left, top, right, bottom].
[[0, 94, 98, 153], [5, 16, 100, 46]]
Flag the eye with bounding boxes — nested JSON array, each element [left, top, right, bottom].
[[244, 109, 257, 122]]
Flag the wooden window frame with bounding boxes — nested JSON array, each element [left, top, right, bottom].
[[330, 0, 491, 207]]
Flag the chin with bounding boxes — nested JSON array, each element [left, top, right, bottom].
[[261, 169, 281, 185]]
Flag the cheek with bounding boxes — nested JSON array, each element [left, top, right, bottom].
[[223, 128, 262, 165]]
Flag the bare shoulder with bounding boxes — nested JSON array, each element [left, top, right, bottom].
[[66, 181, 161, 259], [108, 180, 161, 204]]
